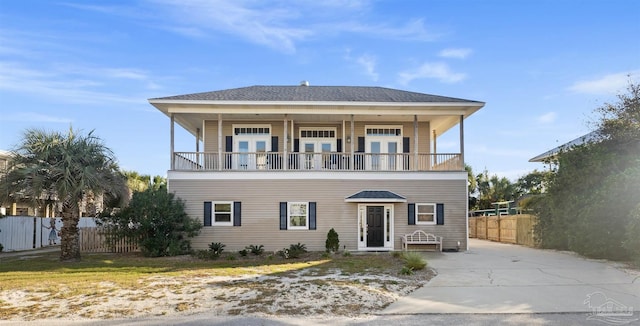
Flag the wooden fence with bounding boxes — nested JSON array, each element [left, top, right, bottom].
[[0, 216, 138, 253], [469, 214, 536, 247], [79, 227, 139, 253]]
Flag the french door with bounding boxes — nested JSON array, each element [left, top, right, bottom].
[[234, 136, 270, 170], [301, 140, 334, 170], [366, 137, 401, 171]]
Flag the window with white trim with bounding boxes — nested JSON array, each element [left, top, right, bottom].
[[288, 202, 309, 230], [416, 203, 436, 225], [213, 202, 233, 226]]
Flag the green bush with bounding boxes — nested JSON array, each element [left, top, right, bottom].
[[278, 243, 308, 259], [238, 249, 248, 257], [0, 243, 3, 252], [400, 266, 414, 275], [208, 242, 225, 256], [623, 204, 640, 263], [99, 187, 201, 257], [325, 228, 340, 252], [402, 252, 427, 270], [246, 244, 264, 256]]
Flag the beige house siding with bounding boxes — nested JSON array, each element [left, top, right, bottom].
[[169, 175, 466, 252]]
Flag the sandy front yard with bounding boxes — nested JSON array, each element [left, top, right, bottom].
[[0, 254, 435, 321]]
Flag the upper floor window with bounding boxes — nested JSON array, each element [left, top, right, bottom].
[[300, 129, 336, 138], [234, 127, 270, 135], [366, 127, 402, 136]]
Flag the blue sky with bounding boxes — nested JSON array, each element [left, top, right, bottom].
[[0, 0, 638, 180]]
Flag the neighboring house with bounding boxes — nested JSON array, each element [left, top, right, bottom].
[[149, 84, 485, 252], [0, 149, 33, 216], [529, 130, 600, 165]]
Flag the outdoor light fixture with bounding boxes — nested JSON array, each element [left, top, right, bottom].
[[346, 136, 351, 143]]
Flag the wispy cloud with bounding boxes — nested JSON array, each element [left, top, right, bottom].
[[398, 62, 466, 85], [144, 0, 312, 54], [438, 48, 472, 59], [0, 112, 73, 123], [356, 54, 379, 81], [568, 71, 639, 94], [0, 61, 150, 104], [537, 112, 557, 124]]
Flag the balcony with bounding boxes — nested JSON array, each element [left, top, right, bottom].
[[173, 152, 462, 172]]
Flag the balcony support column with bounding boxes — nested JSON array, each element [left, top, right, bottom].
[[460, 115, 465, 165], [196, 127, 200, 167], [283, 115, 288, 170], [170, 113, 175, 170], [218, 114, 223, 171], [413, 115, 419, 169], [350, 114, 355, 171]]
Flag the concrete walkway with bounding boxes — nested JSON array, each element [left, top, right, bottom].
[[383, 239, 640, 315]]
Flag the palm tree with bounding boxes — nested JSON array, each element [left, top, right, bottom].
[[0, 128, 126, 261]]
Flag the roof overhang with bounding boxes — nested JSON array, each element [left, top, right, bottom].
[[149, 99, 484, 139], [344, 190, 407, 203]]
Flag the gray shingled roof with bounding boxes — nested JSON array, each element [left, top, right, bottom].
[[529, 130, 601, 162], [150, 85, 481, 103], [345, 190, 406, 201]]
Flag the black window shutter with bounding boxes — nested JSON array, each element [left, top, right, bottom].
[[271, 136, 278, 152], [225, 136, 233, 152], [204, 202, 212, 226], [408, 203, 416, 225], [403, 137, 410, 153], [357, 137, 365, 152], [293, 139, 299, 152], [233, 201, 241, 226], [336, 139, 342, 152], [280, 202, 287, 230], [436, 203, 445, 225], [309, 202, 317, 230]]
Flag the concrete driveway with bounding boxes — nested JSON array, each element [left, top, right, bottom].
[[383, 239, 640, 317]]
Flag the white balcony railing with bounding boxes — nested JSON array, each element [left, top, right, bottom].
[[174, 152, 462, 171]]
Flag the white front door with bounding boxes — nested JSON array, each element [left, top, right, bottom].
[[357, 204, 395, 250]]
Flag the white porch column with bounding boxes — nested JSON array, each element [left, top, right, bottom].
[[170, 113, 175, 170], [350, 114, 355, 171], [413, 115, 419, 169], [218, 114, 223, 171], [196, 127, 201, 167], [283, 115, 288, 170], [460, 115, 465, 166], [432, 129, 437, 168]]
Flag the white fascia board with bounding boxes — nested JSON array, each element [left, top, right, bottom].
[[344, 198, 407, 203], [150, 99, 484, 108], [168, 171, 468, 181]]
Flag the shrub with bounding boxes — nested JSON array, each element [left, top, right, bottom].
[[246, 244, 264, 256], [325, 228, 340, 252], [342, 251, 351, 257], [402, 252, 427, 270], [238, 249, 248, 257], [208, 242, 225, 256], [278, 243, 308, 259], [400, 266, 414, 275], [99, 187, 201, 257], [226, 254, 236, 261], [193, 249, 216, 260], [0, 243, 3, 252]]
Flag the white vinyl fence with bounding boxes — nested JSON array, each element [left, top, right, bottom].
[[0, 216, 97, 252]]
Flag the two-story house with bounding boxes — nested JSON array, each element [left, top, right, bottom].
[[149, 84, 484, 252]]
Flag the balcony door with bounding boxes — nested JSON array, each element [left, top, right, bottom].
[[233, 125, 271, 170], [299, 128, 336, 170], [365, 126, 402, 171]]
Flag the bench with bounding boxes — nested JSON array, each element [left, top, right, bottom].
[[401, 230, 443, 252]]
